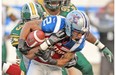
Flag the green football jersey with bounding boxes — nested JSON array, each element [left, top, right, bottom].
[[40, 3, 77, 18], [10, 22, 24, 47]]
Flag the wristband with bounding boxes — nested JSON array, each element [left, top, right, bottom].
[[94, 40, 105, 50], [40, 38, 52, 51], [40, 40, 49, 50]]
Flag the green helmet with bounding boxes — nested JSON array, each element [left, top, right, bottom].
[[44, 0, 63, 11], [21, 2, 43, 22]]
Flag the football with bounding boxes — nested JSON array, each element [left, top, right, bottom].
[[26, 30, 45, 47]]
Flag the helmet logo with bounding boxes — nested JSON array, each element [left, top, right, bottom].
[[73, 14, 80, 25], [69, 14, 80, 26]]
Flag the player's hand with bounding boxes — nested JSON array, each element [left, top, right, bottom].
[[64, 56, 77, 68], [36, 49, 57, 65], [63, 52, 75, 60], [18, 39, 31, 55], [39, 29, 66, 51], [36, 49, 51, 61], [56, 52, 75, 67], [100, 47, 113, 63], [48, 29, 66, 45]]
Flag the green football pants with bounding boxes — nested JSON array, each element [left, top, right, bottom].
[[74, 52, 93, 75]]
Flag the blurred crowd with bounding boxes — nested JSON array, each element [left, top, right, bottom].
[[2, 0, 114, 75]]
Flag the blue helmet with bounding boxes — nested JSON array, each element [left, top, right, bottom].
[[65, 10, 90, 36]]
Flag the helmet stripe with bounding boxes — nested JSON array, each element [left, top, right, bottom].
[[78, 11, 89, 30], [32, 2, 38, 16], [27, 3, 33, 17], [53, 16, 61, 33], [29, 2, 36, 15], [81, 12, 88, 28]]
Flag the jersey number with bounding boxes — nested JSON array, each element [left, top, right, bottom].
[[43, 17, 53, 26]]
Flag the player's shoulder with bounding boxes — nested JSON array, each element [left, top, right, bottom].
[[36, 1, 45, 11], [69, 3, 77, 9], [11, 22, 24, 35], [10, 21, 24, 47], [61, 3, 77, 11], [41, 15, 65, 33]]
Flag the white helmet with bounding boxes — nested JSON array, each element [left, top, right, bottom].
[[65, 10, 90, 36]]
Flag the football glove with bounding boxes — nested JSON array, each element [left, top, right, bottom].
[[35, 49, 57, 65], [40, 29, 66, 51], [18, 39, 31, 55], [64, 56, 77, 68], [47, 29, 66, 45], [100, 47, 113, 63], [35, 49, 51, 61]]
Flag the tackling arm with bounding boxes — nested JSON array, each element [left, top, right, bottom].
[[86, 32, 113, 63], [19, 20, 42, 40], [23, 46, 75, 67], [18, 20, 42, 55], [86, 32, 96, 44], [56, 52, 75, 67]]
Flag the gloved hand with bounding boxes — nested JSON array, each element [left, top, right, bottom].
[[64, 56, 77, 68], [48, 29, 66, 45], [18, 39, 31, 55], [35, 49, 57, 65], [39, 29, 66, 51], [100, 47, 113, 63], [35, 49, 52, 61]]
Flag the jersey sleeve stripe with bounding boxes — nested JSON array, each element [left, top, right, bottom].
[[53, 16, 61, 33], [29, 2, 36, 15]]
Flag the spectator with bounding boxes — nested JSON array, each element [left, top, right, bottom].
[[95, 1, 114, 75]]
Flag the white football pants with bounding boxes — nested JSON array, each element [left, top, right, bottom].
[[26, 60, 62, 75]]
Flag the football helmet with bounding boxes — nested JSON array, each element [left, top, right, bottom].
[[65, 10, 90, 37], [44, 0, 63, 11], [21, 2, 43, 22]]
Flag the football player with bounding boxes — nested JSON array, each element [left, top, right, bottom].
[[21, 0, 113, 75], [11, 2, 70, 75], [11, 1, 113, 75], [19, 10, 113, 75], [10, 2, 43, 74], [18, 0, 95, 75]]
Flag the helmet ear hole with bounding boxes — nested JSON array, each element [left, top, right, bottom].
[[25, 6, 28, 9], [65, 10, 90, 37]]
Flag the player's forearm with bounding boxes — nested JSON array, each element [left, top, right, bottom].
[[19, 20, 41, 40], [86, 32, 105, 50], [19, 24, 31, 40], [86, 32, 97, 44], [56, 58, 70, 67], [86, 32, 113, 62]]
